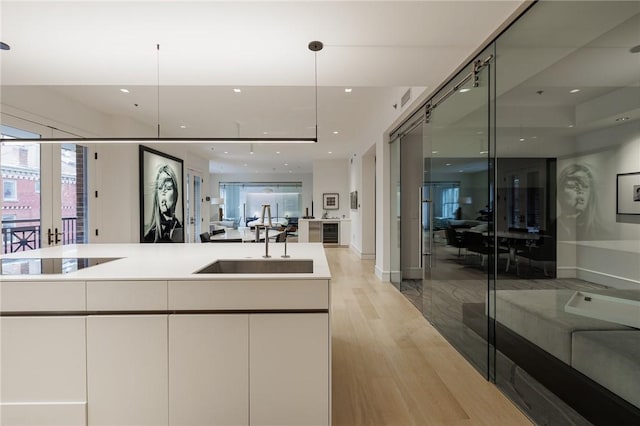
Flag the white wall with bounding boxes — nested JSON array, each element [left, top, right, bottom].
[[313, 159, 349, 220], [557, 121, 640, 287], [361, 146, 376, 258], [349, 154, 362, 253], [91, 143, 211, 243]]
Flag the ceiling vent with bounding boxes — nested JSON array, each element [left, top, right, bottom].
[[400, 88, 411, 108]]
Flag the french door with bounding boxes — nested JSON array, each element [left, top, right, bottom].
[[1, 133, 88, 253], [185, 170, 204, 243]]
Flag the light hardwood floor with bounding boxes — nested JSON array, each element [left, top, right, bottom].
[[327, 247, 533, 426]]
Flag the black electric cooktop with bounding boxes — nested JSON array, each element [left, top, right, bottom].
[[0, 257, 121, 275]]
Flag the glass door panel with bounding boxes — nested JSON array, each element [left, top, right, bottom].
[[1, 140, 42, 253], [389, 138, 401, 289], [60, 143, 88, 246], [193, 173, 203, 241], [427, 61, 492, 377], [399, 122, 426, 311], [185, 171, 204, 243]]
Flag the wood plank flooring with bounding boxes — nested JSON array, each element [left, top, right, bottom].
[[327, 247, 533, 426]]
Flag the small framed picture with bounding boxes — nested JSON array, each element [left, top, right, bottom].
[[323, 193, 339, 210], [616, 172, 640, 215], [350, 191, 358, 210]]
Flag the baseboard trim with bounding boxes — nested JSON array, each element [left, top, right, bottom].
[[558, 267, 639, 289], [375, 265, 389, 282], [349, 244, 375, 260]]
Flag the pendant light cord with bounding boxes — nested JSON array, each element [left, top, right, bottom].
[[308, 41, 323, 142], [314, 50, 318, 140], [157, 43, 160, 139]]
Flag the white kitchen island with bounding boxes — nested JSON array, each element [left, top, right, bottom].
[[0, 243, 331, 426]]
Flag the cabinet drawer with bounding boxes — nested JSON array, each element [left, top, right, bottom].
[[169, 279, 329, 310], [87, 281, 167, 311], [0, 281, 85, 312]]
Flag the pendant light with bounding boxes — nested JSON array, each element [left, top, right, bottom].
[[23, 42, 322, 145]]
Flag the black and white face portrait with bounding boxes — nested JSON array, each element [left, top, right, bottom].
[[140, 146, 184, 243], [156, 167, 178, 217], [634, 185, 640, 202]]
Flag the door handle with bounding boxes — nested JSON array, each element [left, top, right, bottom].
[[54, 228, 63, 244], [47, 228, 53, 245]]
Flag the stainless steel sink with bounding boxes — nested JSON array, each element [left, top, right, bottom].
[[195, 259, 314, 274]]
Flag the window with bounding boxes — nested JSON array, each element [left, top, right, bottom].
[[441, 187, 460, 219], [219, 182, 303, 224], [429, 182, 460, 219], [35, 180, 40, 193], [3, 180, 17, 201]]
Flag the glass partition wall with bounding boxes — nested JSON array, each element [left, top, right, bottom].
[[391, 1, 640, 424]]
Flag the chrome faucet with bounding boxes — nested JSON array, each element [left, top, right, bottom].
[[255, 224, 262, 243], [281, 233, 290, 258], [263, 227, 271, 258]]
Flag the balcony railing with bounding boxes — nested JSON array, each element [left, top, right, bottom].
[[1, 218, 77, 254]]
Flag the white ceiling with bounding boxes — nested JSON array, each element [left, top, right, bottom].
[[0, 0, 526, 173]]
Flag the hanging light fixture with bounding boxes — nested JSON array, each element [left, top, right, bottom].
[[20, 42, 322, 144], [0, 42, 10, 50], [308, 40, 323, 142]]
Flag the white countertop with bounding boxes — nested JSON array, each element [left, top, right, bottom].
[[0, 243, 331, 281]]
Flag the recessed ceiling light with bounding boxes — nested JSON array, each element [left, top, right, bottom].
[[289, 170, 293, 173], [276, 151, 280, 154], [519, 138, 525, 142], [615, 117, 630, 122], [445, 163, 452, 166], [333, 131, 339, 135], [224, 151, 228, 154], [531, 136, 537, 139], [180, 125, 186, 129], [345, 88, 352, 93], [284, 163, 288, 166], [476, 131, 483, 135], [432, 151, 439, 154], [263, 131, 268, 135], [459, 88, 471, 93], [328, 151, 332, 154], [120, 88, 129, 93], [458, 170, 464, 173], [569, 89, 581, 94], [568, 124, 574, 128], [480, 151, 489, 155], [233, 88, 242, 93]]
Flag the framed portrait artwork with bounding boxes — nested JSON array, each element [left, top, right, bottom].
[[323, 193, 339, 210], [616, 172, 640, 215], [139, 145, 185, 242]]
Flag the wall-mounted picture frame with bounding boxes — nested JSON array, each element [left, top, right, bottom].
[[616, 172, 640, 215], [139, 145, 185, 242], [323, 193, 339, 210], [350, 190, 358, 210]]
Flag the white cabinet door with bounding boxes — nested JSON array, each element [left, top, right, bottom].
[[169, 315, 249, 426], [86, 315, 168, 426], [0, 316, 87, 426], [250, 313, 329, 426]]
